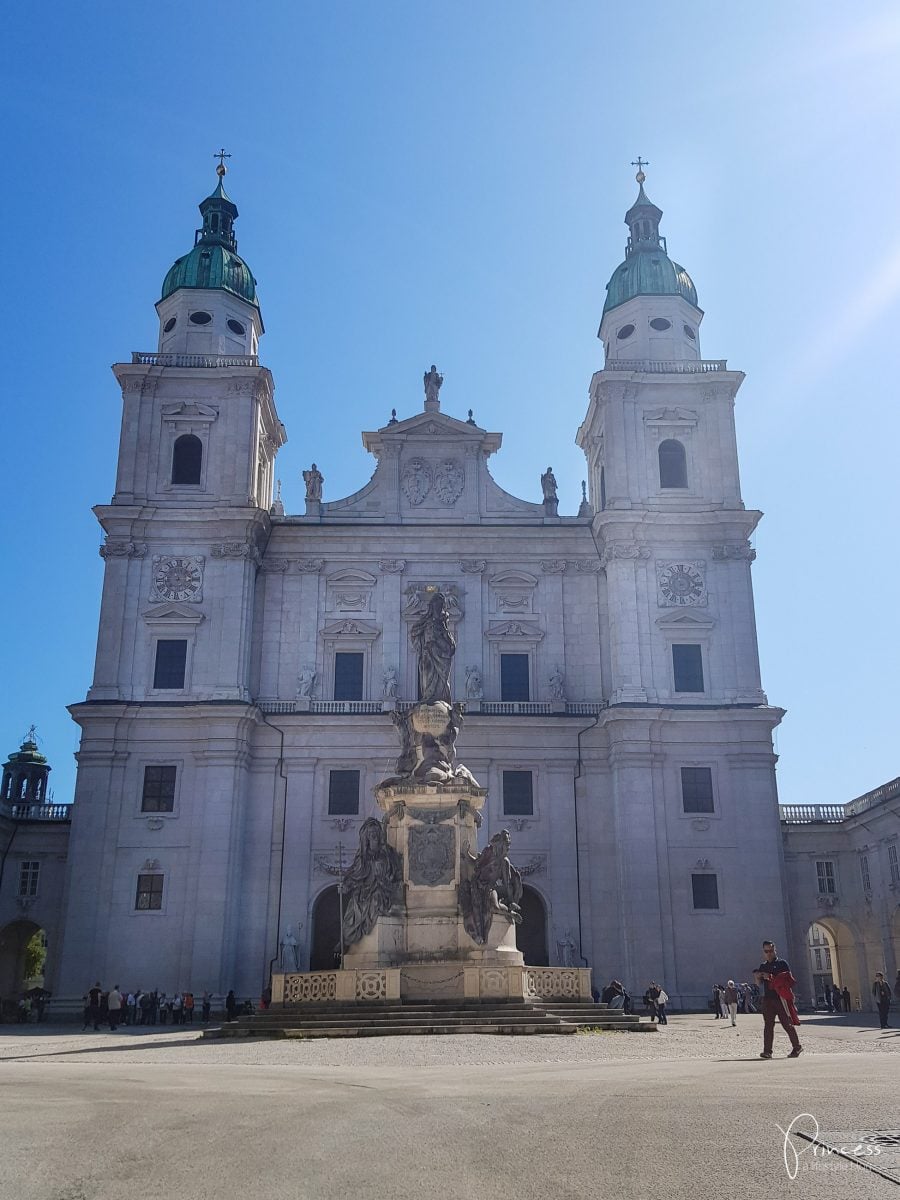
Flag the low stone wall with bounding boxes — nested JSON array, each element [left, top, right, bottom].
[[272, 965, 591, 1004]]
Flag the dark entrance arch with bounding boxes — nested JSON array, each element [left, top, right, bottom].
[[517, 885, 548, 966], [310, 886, 341, 971], [0, 920, 44, 1008]]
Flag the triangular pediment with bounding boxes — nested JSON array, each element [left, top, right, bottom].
[[655, 610, 716, 629], [142, 602, 205, 625], [362, 410, 501, 456]]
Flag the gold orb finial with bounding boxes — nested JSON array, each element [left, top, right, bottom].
[[631, 156, 649, 185], [214, 147, 232, 178]]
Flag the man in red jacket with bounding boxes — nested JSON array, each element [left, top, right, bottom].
[[754, 940, 803, 1059]]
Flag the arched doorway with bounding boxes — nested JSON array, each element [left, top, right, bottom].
[[310, 886, 341, 971], [807, 917, 866, 1010], [517, 885, 548, 966], [0, 920, 45, 1013]]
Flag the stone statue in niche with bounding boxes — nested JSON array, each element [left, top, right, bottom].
[[302, 463, 324, 501], [383, 665, 398, 699], [298, 665, 317, 697], [465, 665, 483, 700], [341, 818, 403, 948], [423, 364, 443, 408], [280, 925, 299, 972], [460, 830, 523, 945], [410, 592, 455, 704], [556, 928, 578, 968], [548, 666, 565, 700]]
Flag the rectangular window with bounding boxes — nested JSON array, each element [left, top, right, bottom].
[[328, 769, 360, 815], [135, 873, 164, 911], [860, 854, 871, 892], [824, 948, 832, 969], [889, 844, 900, 885], [691, 873, 719, 910], [333, 652, 364, 701], [502, 770, 534, 815], [500, 653, 530, 701], [816, 860, 836, 895], [680, 767, 714, 813], [141, 765, 177, 813], [672, 644, 704, 693], [153, 639, 187, 689], [814, 948, 822, 971], [17, 860, 40, 897]]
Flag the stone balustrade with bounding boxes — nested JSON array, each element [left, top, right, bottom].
[[1, 802, 72, 821], [130, 351, 259, 368], [606, 358, 728, 373]]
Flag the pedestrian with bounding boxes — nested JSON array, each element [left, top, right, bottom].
[[107, 984, 123, 1030], [88, 981, 102, 1031], [81, 994, 91, 1031], [125, 991, 136, 1026], [724, 980, 739, 1026], [183, 992, 194, 1024], [158, 992, 168, 1025], [201, 992, 211, 1023], [872, 972, 892, 1029], [139, 990, 152, 1026], [172, 992, 183, 1025], [643, 986, 658, 1022], [754, 940, 802, 1059], [841, 986, 852, 1013], [225, 990, 237, 1022], [650, 982, 668, 1025], [712, 984, 722, 1017]]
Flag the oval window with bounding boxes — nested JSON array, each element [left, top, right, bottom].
[[163, 317, 177, 333], [683, 324, 696, 340], [649, 317, 671, 331], [227, 318, 246, 336], [189, 311, 212, 325], [616, 324, 635, 341]]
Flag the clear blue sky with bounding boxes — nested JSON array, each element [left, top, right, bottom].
[[2, 2, 898, 806]]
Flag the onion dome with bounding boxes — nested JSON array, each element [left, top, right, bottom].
[[602, 171, 698, 317], [161, 168, 259, 307]]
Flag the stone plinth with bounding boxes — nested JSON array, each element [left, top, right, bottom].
[[340, 778, 525, 998]]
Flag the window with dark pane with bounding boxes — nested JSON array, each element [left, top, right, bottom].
[[658, 438, 688, 488], [328, 769, 360, 815], [680, 767, 714, 813], [171, 434, 203, 485], [500, 653, 530, 701], [672, 644, 704, 693], [135, 873, 164, 911], [153, 640, 187, 689], [816, 860, 836, 895], [18, 861, 40, 897], [691, 874, 719, 909], [502, 771, 534, 815], [333, 652, 364, 700], [141, 765, 177, 813]]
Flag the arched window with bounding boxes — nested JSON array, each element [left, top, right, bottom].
[[658, 439, 687, 489], [171, 434, 202, 485]]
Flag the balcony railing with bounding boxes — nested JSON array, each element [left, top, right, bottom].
[[781, 777, 900, 824], [130, 352, 259, 368], [257, 699, 607, 716], [605, 359, 728, 374], [1, 803, 72, 822], [781, 804, 852, 824]]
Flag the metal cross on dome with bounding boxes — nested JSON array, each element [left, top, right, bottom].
[[631, 156, 649, 183], [214, 148, 232, 172]]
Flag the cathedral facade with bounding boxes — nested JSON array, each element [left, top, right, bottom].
[[55, 166, 791, 1009]]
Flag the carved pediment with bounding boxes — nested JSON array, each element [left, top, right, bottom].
[[326, 568, 377, 585], [485, 620, 544, 641], [321, 619, 380, 641], [142, 602, 205, 626], [489, 570, 538, 588], [655, 610, 716, 629], [161, 402, 219, 424]]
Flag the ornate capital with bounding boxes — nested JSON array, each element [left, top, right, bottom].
[[574, 559, 603, 572], [599, 544, 650, 567], [378, 559, 407, 574], [459, 560, 487, 574], [260, 558, 291, 573], [297, 558, 326, 574], [540, 560, 567, 574], [100, 540, 148, 559], [211, 541, 262, 566], [712, 543, 757, 562]]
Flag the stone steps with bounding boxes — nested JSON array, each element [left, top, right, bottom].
[[205, 1000, 649, 1039]]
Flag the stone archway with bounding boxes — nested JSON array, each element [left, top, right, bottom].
[[517, 885, 549, 966], [309, 886, 341, 971], [810, 916, 867, 1010], [0, 920, 44, 1011]]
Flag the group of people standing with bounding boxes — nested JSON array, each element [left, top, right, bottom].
[[82, 983, 212, 1030], [711, 980, 758, 1021], [821, 982, 853, 1013]]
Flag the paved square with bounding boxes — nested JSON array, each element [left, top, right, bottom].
[[2, 1013, 897, 1199]]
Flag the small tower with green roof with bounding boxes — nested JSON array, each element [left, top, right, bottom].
[[598, 164, 703, 366], [1, 728, 51, 807], [155, 157, 263, 359]]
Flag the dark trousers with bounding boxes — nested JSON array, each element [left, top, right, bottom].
[[877, 1000, 891, 1028], [108, 1009, 120, 1029], [762, 994, 800, 1053], [89, 1004, 101, 1030], [656, 1003, 667, 1025]]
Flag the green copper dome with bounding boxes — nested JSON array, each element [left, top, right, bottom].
[[161, 174, 259, 308], [601, 180, 698, 317]]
